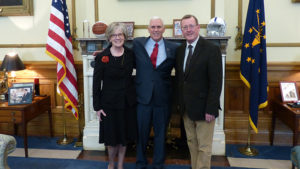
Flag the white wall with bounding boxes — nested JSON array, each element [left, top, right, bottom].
[[224, 0, 300, 62], [98, 0, 211, 37], [0, 0, 299, 62], [0, 0, 51, 61], [264, 0, 300, 62]]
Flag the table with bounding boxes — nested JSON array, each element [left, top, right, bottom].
[[0, 96, 53, 157], [270, 99, 300, 146]]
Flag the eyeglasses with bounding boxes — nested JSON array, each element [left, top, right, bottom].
[[111, 33, 124, 38], [181, 24, 198, 30]]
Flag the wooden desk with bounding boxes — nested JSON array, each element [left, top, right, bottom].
[[271, 99, 300, 146], [0, 96, 53, 157]]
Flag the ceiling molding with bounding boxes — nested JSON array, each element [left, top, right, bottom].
[[267, 43, 300, 47], [0, 44, 46, 48]]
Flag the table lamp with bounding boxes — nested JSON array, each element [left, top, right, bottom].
[[0, 52, 25, 101]]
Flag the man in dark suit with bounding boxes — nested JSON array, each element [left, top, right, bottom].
[[175, 14, 222, 169], [133, 16, 178, 169], [21, 88, 31, 103]]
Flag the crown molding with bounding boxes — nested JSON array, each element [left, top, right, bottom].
[[0, 44, 46, 48]]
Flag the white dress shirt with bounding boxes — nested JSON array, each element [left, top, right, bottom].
[[145, 38, 167, 67], [183, 36, 199, 72]]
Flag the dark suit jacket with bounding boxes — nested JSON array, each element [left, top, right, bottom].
[[175, 36, 222, 121], [133, 37, 177, 106], [93, 46, 136, 111], [21, 92, 31, 103]]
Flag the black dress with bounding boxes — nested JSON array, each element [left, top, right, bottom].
[[93, 46, 137, 146]]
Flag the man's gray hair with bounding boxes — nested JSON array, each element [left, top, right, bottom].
[[149, 16, 164, 27]]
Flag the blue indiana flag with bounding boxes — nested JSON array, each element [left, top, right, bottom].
[[240, 0, 268, 133]]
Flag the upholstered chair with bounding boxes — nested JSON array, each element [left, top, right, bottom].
[[0, 134, 16, 169]]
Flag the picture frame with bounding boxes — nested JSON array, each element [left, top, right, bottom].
[[120, 22, 135, 38], [0, 0, 33, 16], [279, 81, 299, 102], [8, 86, 33, 105], [173, 19, 183, 38], [12, 82, 34, 99], [12, 82, 34, 89]]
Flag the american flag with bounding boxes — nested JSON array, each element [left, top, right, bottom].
[[46, 0, 79, 119]]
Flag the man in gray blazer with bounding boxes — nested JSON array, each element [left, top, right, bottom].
[[175, 14, 222, 169], [133, 16, 177, 169]]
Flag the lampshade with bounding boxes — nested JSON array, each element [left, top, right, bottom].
[[0, 52, 25, 71]]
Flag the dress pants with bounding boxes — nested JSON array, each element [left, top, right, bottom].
[[136, 102, 170, 169], [183, 113, 215, 169]]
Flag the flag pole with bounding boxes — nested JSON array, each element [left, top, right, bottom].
[[239, 120, 258, 156], [57, 95, 73, 145], [239, 0, 267, 157], [75, 94, 84, 147]]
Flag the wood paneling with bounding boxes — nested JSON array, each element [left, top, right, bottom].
[[0, 61, 84, 137], [225, 62, 300, 145]]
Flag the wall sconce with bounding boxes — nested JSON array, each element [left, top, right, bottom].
[[0, 52, 25, 101]]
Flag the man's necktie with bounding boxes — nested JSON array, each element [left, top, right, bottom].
[[185, 45, 193, 72], [150, 43, 159, 68]]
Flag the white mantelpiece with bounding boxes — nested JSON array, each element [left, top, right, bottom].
[[78, 36, 230, 154]]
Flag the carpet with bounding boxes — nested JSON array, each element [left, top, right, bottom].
[[226, 144, 292, 160], [227, 157, 290, 169], [7, 136, 290, 169], [226, 144, 292, 169], [14, 136, 82, 150], [7, 157, 260, 169], [8, 135, 82, 159]]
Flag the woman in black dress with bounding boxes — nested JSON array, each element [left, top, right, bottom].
[[93, 22, 136, 169]]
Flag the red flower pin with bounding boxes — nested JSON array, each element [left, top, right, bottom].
[[101, 56, 109, 63]]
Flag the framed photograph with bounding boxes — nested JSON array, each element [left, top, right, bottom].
[[173, 19, 183, 38], [280, 81, 299, 102], [12, 82, 34, 88], [8, 86, 33, 105], [120, 22, 134, 38], [0, 0, 33, 16], [12, 82, 34, 99]]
